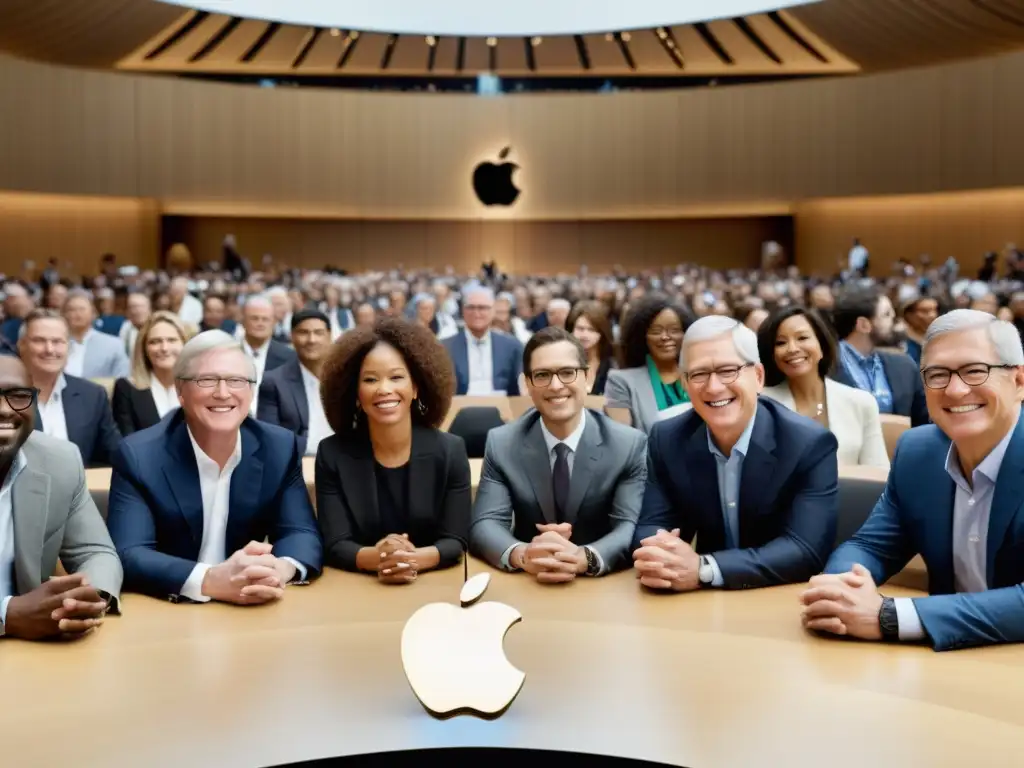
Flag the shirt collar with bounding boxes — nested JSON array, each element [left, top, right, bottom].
[[707, 406, 757, 461], [840, 339, 876, 365], [944, 412, 1019, 489], [43, 373, 68, 404], [72, 329, 95, 346], [244, 338, 270, 357], [1, 448, 27, 494], [186, 426, 242, 475], [299, 363, 319, 386], [465, 328, 491, 347], [539, 409, 587, 456]]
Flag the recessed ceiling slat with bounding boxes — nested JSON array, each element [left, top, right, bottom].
[[344, 32, 391, 72], [389, 34, 429, 72], [581, 34, 631, 72], [628, 29, 681, 72]]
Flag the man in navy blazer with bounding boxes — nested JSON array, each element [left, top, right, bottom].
[[803, 310, 1024, 651], [106, 330, 322, 604], [633, 316, 839, 591], [442, 285, 522, 396]]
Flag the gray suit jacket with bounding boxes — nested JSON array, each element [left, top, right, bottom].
[[605, 366, 661, 435], [82, 330, 131, 379], [470, 409, 648, 572], [11, 432, 123, 608]]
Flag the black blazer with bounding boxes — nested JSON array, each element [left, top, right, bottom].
[[590, 357, 613, 396], [315, 425, 471, 572], [835, 349, 929, 427], [111, 377, 163, 436], [257, 358, 310, 452], [34, 374, 122, 468]]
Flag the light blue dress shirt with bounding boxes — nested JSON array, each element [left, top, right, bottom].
[[839, 340, 894, 415], [894, 417, 1017, 640], [702, 410, 758, 587]]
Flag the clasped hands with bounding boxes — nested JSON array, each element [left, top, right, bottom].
[[376, 533, 419, 585], [632, 528, 701, 592], [4, 573, 110, 641], [515, 523, 587, 584], [799, 563, 884, 640], [202, 541, 298, 605]]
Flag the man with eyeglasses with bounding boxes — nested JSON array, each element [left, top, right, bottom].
[[632, 316, 839, 591], [802, 310, 1024, 650], [443, 285, 522, 396], [106, 330, 322, 604], [0, 356, 122, 641], [470, 327, 647, 581]]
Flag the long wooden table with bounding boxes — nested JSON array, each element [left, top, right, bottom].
[[1, 566, 1020, 767]]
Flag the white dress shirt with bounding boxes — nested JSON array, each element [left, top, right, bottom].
[[465, 329, 497, 395], [65, 329, 94, 377], [178, 428, 307, 602], [177, 294, 204, 327], [499, 410, 605, 574], [37, 374, 69, 442], [120, 322, 140, 360], [149, 377, 179, 419], [299, 363, 334, 456], [0, 450, 28, 631], [243, 338, 270, 417]]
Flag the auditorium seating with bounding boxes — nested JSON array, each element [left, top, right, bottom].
[[879, 414, 911, 460]]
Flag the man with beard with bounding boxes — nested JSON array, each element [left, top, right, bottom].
[[832, 287, 929, 427], [0, 357, 122, 640]]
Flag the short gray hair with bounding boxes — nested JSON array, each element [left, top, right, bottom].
[[243, 294, 273, 313], [923, 309, 1024, 366], [64, 287, 94, 306], [173, 330, 256, 382], [463, 285, 495, 304], [679, 315, 760, 372], [548, 298, 571, 312]]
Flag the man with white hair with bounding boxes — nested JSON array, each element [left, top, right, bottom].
[[632, 315, 839, 591], [168, 276, 203, 327], [803, 310, 1024, 650], [106, 330, 321, 604], [265, 286, 292, 343], [239, 295, 296, 416], [62, 288, 131, 379], [545, 298, 571, 330], [443, 285, 522, 395]]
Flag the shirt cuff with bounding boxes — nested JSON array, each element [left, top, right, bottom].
[[0, 595, 10, 627], [706, 555, 725, 587], [180, 564, 213, 603], [894, 597, 927, 641], [500, 543, 521, 571], [281, 557, 307, 583]]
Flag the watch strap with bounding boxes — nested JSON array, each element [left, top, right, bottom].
[[583, 546, 600, 576], [879, 596, 899, 642]]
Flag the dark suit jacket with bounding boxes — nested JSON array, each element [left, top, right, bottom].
[[826, 420, 1024, 651], [315, 425, 471, 572], [443, 331, 523, 396], [264, 338, 297, 372], [835, 349, 929, 427], [634, 397, 839, 589], [200, 319, 238, 336], [111, 377, 163, 435], [591, 357, 613, 396], [257, 358, 310, 453], [1, 317, 22, 347], [34, 375, 122, 468], [106, 410, 323, 599], [94, 314, 126, 337]]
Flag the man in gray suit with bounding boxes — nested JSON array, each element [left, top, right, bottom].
[[62, 288, 131, 379], [471, 327, 647, 581], [0, 357, 121, 640]]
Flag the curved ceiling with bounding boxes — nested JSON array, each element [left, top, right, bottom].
[[0, 0, 1023, 81], [155, 0, 822, 37]]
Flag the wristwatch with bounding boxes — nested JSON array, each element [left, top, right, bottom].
[[878, 596, 899, 641], [583, 546, 600, 576], [698, 555, 715, 586]]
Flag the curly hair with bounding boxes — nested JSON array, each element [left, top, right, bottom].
[[319, 317, 455, 434], [618, 292, 695, 369]]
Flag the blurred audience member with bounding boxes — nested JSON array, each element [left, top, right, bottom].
[[240, 295, 296, 417], [566, 300, 616, 396], [546, 298, 571, 330], [168, 276, 202, 326], [492, 292, 531, 345], [354, 302, 378, 328], [901, 296, 940, 366], [119, 291, 152, 361], [200, 294, 237, 335], [443, 285, 522, 396], [411, 293, 457, 340], [62, 289, 131, 379]]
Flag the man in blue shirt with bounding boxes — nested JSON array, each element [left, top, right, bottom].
[[632, 316, 839, 591], [802, 309, 1024, 651]]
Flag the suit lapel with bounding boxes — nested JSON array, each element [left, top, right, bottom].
[[738, 405, 779, 544], [687, 425, 725, 548], [879, 353, 908, 415], [136, 387, 160, 428], [564, 413, 601, 525], [62, 383, 85, 448], [408, 427, 438, 535], [12, 467, 49, 593], [452, 334, 469, 394], [986, 418, 1024, 585], [227, 425, 263, 552], [339, 439, 379, 537], [286, 360, 310, 431], [163, 418, 205, 548], [524, 419, 557, 523]]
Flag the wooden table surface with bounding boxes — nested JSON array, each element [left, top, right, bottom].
[[1, 565, 1020, 768]]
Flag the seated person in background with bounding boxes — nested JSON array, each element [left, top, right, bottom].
[[92, 287, 125, 338], [19, 309, 121, 468], [0, 357, 122, 641], [832, 286, 929, 427], [443, 285, 522, 396], [606, 293, 695, 434], [802, 310, 1024, 651], [62, 288, 131, 379], [107, 330, 322, 604], [759, 307, 889, 469], [119, 290, 152, 361], [354, 302, 378, 329], [199, 294, 238, 336], [316, 318, 469, 582], [239, 295, 297, 417], [112, 311, 191, 435], [900, 296, 939, 367], [545, 298, 571, 330], [471, 327, 647, 580], [258, 309, 334, 456], [633, 316, 839, 591], [566, 300, 616, 396]]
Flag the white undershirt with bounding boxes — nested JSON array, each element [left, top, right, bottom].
[[0, 450, 28, 630], [465, 329, 497, 395], [65, 329, 95, 377], [299, 364, 334, 456], [37, 374, 69, 443]]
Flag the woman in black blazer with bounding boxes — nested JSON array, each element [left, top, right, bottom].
[[566, 300, 616, 396], [111, 311, 191, 435], [316, 316, 470, 583]]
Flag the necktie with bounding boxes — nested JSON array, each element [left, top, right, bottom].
[[552, 443, 571, 523]]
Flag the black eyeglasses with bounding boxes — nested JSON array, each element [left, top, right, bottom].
[[920, 363, 1018, 390], [528, 367, 588, 387], [685, 363, 754, 387], [0, 387, 39, 412], [178, 376, 256, 390]]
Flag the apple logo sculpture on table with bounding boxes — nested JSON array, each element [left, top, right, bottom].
[[472, 147, 521, 207], [401, 572, 525, 719]]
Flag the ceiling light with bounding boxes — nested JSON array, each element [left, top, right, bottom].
[[657, 28, 667, 39], [350, 31, 360, 39], [531, 36, 542, 46], [621, 31, 632, 42], [486, 36, 497, 46], [329, 28, 340, 37], [426, 35, 437, 46], [605, 33, 614, 42]]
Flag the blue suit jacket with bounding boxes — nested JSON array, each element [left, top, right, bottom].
[[634, 397, 839, 588], [257, 358, 311, 454], [826, 420, 1024, 651], [835, 350, 929, 428], [34, 374, 121, 468], [94, 314, 126, 337], [106, 410, 323, 600], [443, 331, 523, 396]]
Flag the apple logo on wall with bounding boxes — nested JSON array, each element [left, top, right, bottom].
[[472, 147, 521, 207], [401, 572, 525, 719]]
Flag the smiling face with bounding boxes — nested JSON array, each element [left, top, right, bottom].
[[145, 321, 184, 375], [922, 327, 1024, 449], [357, 342, 418, 429], [292, 318, 331, 367], [63, 296, 94, 336], [525, 340, 586, 428], [685, 333, 764, 445], [646, 308, 685, 365], [571, 315, 600, 353], [177, 348, 253, 435], [0, 357, 35, 463], [20, 318, 68, 379], [773, 314, 823, 381]]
